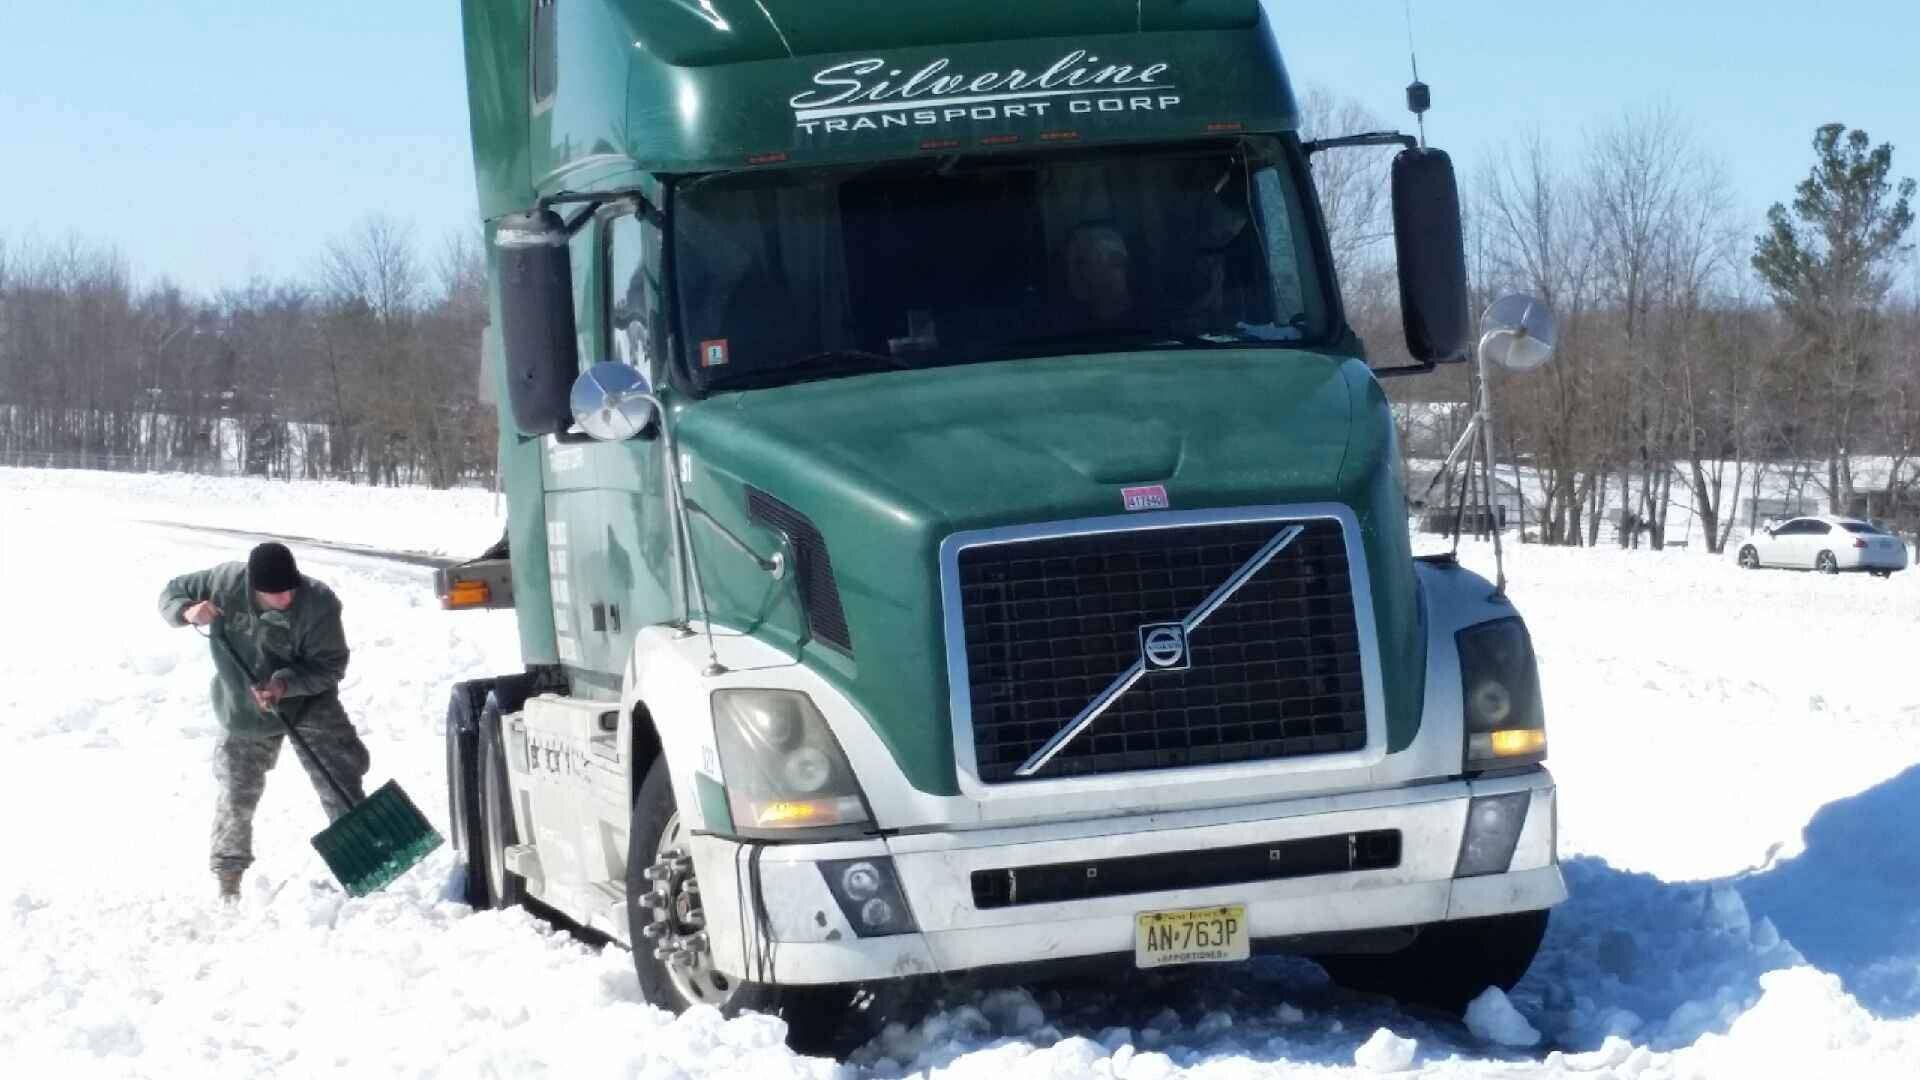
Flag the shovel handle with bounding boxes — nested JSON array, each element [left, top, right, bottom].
[[204, 625, 359, 809]]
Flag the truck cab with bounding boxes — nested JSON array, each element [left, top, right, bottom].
[[444, 0, 1564, 1033]]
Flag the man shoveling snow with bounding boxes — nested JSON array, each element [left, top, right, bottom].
[[159, 542, 371, 900]]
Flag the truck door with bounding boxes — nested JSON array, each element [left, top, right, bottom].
[[543, 207, 677, 690], [535, 207, 675, 900]]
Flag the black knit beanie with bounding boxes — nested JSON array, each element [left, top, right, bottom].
[[247, 542, 300, 594]]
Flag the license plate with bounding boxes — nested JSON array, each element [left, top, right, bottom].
[[1134, 904, 1249, 969]]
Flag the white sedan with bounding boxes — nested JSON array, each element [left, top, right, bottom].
[[1737, 515, 1910, 577]]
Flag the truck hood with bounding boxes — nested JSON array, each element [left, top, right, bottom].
[[675, 349, 1367, 797], [685, 350, 1355, 531]]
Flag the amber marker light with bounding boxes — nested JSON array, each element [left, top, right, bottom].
[[1489, 729, 1547, 757], [749, 796, 865, 828], [442, 580, 490, 609]]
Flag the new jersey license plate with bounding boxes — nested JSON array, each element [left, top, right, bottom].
[[1134, 904, 1250, 969]]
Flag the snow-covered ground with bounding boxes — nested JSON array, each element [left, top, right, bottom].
[[3, 467, 1918, 1078]]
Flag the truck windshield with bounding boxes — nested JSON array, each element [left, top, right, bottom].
[[670, 137, 1330, 393]]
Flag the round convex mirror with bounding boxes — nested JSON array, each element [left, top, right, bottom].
[[1478, 294, 1557, 372], [569, 362, 658, 441]]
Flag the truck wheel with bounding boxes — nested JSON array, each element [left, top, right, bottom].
[[445, 726, 487, 907], [445, 682, 491, 907], [1315, 908, 1550, 1014], [624, 756, 860, 1052], [478, 708, 525, 910]]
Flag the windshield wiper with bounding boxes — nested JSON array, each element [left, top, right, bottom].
[[1155, 320, 1311, 347], [798, 348, 905, 374], [997, 327, 1161, 351], [800, 348, 898, 365], [997, 326, 1279, 354], [735, 348, 909, 388]]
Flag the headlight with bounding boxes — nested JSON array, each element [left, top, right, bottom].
[[1456, 618, 1547, 770], [819, 857, 917, 937], [712, 689, 872, 832]]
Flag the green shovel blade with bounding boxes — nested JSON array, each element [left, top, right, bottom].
[[309, 780, 445, 897]]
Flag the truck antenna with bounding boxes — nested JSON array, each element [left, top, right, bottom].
[[1403, 0, 1430, 148]]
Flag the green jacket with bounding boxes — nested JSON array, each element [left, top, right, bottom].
[[159, 562, 351, 736]]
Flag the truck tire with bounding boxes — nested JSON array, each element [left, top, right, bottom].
[[1315, 908, 1551, 1014], [624, 755, 859, 1053], [445, 681, 492, 908], [478, 707, 526, 910]]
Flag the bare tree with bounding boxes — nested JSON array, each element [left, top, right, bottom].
[[1476, 129, 1599, 545], [1298, 88, 1393, 283], [321, 215, 420, 324], [1585, 104, 1709, 548]]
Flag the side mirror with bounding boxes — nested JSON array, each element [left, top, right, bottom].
[[495, 209, 579, 436], [1478, 295, 1556, 372], [570, 362, 660, 441], [1391, 148, 1470, 363]]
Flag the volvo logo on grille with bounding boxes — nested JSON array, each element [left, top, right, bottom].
[[1139, 623, 1191, 671]]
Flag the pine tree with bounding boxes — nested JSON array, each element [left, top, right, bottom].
[[1752, 124, 1914, 512]]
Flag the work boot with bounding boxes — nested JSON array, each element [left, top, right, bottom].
[[217, 870, 244, 902]]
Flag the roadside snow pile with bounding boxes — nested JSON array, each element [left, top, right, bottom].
[[2, 470, 1918, 1077], [1512, 860, 1806, 1049]]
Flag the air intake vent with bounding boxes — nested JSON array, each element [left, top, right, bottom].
[[746, 487, 852, 652]]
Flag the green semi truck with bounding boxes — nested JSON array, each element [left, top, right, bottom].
[[441, 0, 1564, 1032]]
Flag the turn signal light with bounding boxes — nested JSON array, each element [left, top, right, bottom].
[[442, 579, 491, 609], [749, 796, 865, 828], [1489, 729, 1547, 757]]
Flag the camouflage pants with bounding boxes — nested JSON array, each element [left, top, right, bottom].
[[210, 705, 371, 873]]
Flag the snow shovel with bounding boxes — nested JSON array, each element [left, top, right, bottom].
[[207, 627, 443, 897]]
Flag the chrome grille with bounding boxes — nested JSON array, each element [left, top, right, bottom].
[[955, 517, 1367, 782]]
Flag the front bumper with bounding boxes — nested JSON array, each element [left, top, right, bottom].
[[690, 769, 1564, 985]]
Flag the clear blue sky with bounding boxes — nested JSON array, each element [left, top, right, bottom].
[[3, 1, 1915, 294]]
